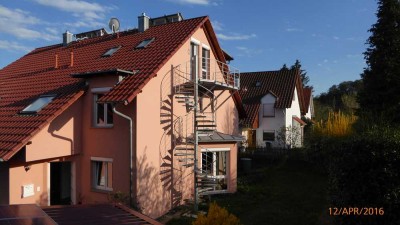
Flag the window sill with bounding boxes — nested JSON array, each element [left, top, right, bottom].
[[91, 187, 113, 194], [92, 125, 114, 129]]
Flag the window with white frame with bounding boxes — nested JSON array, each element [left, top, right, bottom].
[[201, 47, 210, 79], [263, 131, 275, 141], [93, 93, 113, 127], [201, 148, 229, 191], [263, 103, 275, 117], [91, 157, 113, 191]]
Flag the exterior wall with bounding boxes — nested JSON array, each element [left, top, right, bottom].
[[253, 87, 303, 148], [305, 96, 314, 119], [8, 160, 48, 205], [0, 162, 9, 204], [78, 74, 133, 205], [256, 94, 285, 147], [25, 99, 83, 162], [136, 27, 239, 218]]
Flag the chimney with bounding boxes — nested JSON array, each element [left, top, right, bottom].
[[63, 30, 73, 46], [138, 13, 150, 32], [55, 54, 59, 69], [70, 50, 74, 67]]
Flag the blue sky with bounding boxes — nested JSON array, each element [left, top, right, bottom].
[[0, 0, 377, 95]]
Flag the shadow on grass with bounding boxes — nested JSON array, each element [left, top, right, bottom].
[[166, 158, 330, 225]]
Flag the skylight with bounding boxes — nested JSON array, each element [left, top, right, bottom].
[[102, 46, 121, 57], [136, 38, 155, 49], [255, 81, 261, 87], [20, 95, 55, 114]]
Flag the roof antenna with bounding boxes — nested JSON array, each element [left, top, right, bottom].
[[108, 18, 120, 34]]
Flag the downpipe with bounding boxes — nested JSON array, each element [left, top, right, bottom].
[[113, 106, 133, 207]]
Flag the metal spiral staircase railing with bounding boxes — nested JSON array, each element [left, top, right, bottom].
[[160, 58, 239, 211]]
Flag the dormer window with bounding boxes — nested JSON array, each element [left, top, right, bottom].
[[20, 95, 55, 114], [255, 81, 261, 87], [102, 46, 121, 57], [136, 38, 155, 49]]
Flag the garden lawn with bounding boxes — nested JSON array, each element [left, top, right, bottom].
[[211, 158, 329, 225]]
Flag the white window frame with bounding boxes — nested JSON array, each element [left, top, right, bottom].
[[263, 103, 275, 117], [200, 148, 229, 180], [201, 46, 210, 80], [190, 41, 199, 81], [91, 157, 113, 191], [92, 87, 113, 128]]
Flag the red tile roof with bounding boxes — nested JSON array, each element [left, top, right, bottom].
[[0, 16, 209, 161], [303, 87, 312, 113], [43, 204, 162, 225], [239, 70, 305, 128], [293, 116, 307, 126]]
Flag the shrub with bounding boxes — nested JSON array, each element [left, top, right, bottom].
[[328, 129, 400, 225], [193, 202, 241, 225], [314, 111, 356, 137]]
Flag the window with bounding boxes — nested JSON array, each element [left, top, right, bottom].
[[201, 48, 210, 79], [255, 81, 261, 87], [102, 46, 121, 57], [201, 149, 229, 191], [190, 42, 199, 80], [91, 158, 113, 191], [136, 38, 154, 49], [263, 131, 275, 141], [20, 95, 55, 114], [263, 103, 275, 117], [94, 93, 113, 127]]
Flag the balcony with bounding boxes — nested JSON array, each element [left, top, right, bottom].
[[174, 58, 240, 91]]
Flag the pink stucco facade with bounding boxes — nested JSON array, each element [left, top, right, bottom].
[[2, 25, 240, 219]]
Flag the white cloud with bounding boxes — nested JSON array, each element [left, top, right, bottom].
[[212, 20, 224, 31], [346, 54, 362, 58], [165, 0, 213, 5], [236, 46, 262, 57], [33, 0, 116, 22], [0, 40, 32, 52], [333, 36, 340, 40], [0, 5, 58, 41], [217, 33, 256, 41], [286, 28, 303, 32], [64, 20, 104, 28]]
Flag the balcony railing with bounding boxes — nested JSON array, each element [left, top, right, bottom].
[[174, 58, 240, 90]]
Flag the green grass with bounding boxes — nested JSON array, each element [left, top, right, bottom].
[[167, 157, 330, 225]]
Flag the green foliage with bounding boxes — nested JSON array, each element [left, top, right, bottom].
[[327, 129, 400, 225], [315, 80, 362, 116], [314, 111, 357, 137], [290, 59, 310, 88], [358, 0, 400, 123], [193, 202, 241, 225]]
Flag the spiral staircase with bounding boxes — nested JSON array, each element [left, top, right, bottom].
[[161, 58, 239, 210]]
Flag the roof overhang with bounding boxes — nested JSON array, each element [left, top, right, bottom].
[[198, 131, 244, 143], [71, 68, 136, 78]]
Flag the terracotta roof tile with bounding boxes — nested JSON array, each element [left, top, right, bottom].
[[0, 16, 208, 161], [303, 87, 312, 113], [239, 70, 305, 128]]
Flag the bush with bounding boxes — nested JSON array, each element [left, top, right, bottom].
[[314, 111, 357, 137], [328, 129, 400, 225], [193, 202, 241, 225]]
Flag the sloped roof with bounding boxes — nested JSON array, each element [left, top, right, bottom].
[[43, 204, 162, 225], [0, 16, 210, 161], [239, 69, 305, 128], [303, 87, 312, 113], [198, 131, 244, 143]]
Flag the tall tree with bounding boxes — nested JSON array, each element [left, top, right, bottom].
[[358, 0, 400, 122], [290, 59, 311, 88]]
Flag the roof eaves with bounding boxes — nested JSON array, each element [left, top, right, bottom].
[[1, 88, 86, 161], [111, 17, 209, 105], [71, 68, 134, 78]]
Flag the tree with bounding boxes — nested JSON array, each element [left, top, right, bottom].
[[358, 0, 400, 122], [290, 59, 311, 88], [280, 63, 289, 71]]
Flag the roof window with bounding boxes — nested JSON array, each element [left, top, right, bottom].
[[20, 95, 56, 114], [102, 46, 121, 57], [255, 81, 262, 87], [136, 38, 155, 49]]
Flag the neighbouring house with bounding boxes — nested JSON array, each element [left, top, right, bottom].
[[239, 70, 307, 148], [0, 13, 244, 218], [303, 87, 315, 120]]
